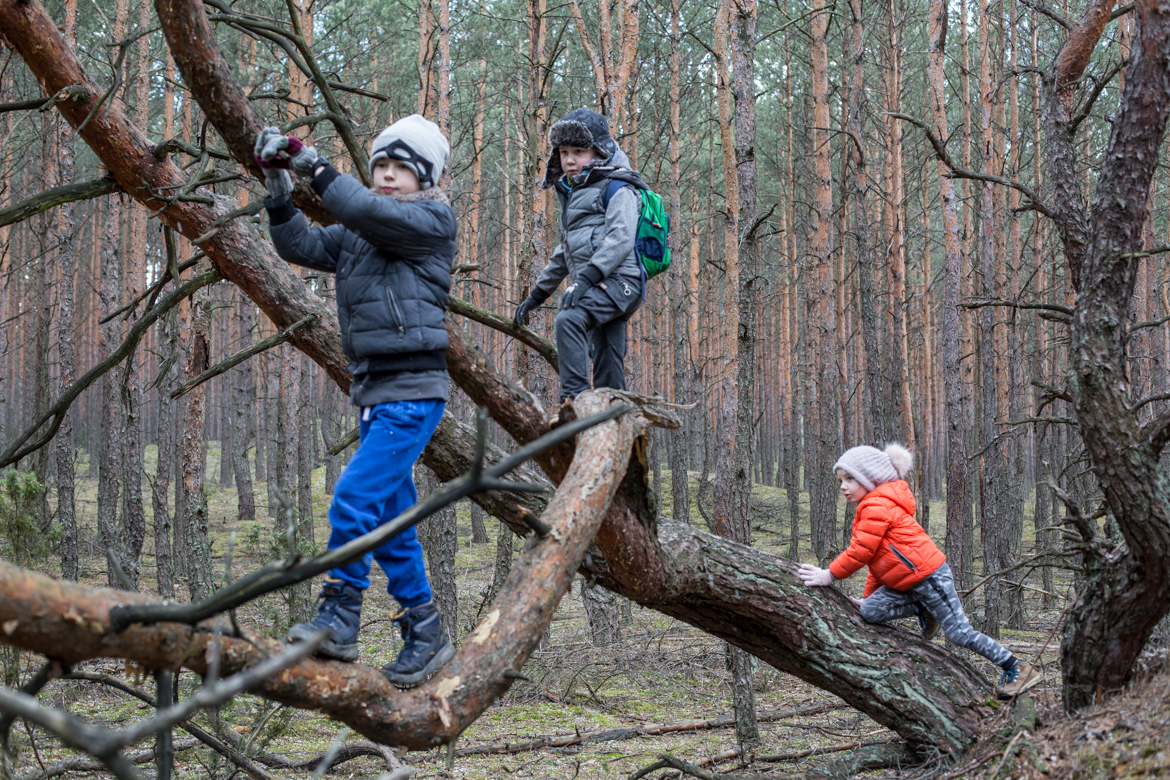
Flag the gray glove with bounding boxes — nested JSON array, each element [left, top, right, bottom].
[[289, 144, 324, 177], [264, 168, 293, 198], [254, 126, 290, 168]]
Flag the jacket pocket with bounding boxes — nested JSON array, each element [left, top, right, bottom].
[[384, 285, 406, 339], [889, 543, 918, 573]]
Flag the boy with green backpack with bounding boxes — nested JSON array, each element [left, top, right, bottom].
[[513, 108, 669, 401]]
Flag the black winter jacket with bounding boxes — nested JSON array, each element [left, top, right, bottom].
[[265, 164, 455, 405]]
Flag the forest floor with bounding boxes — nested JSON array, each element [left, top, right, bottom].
[[2, 444, 1165, 780]]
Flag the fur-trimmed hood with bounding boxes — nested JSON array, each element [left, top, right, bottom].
[[541, 108, 621, 189]]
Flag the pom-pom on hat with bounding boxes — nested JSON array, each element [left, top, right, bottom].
[[541, 107, 618, 189], [368, 114, 450, 187], [833, 444, 914, 491]]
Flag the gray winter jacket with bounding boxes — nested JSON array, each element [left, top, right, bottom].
[[531, 147, 646, 304], [265, 164, 455, 406]]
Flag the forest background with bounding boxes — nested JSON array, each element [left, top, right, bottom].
[[0, 0, 1169, 772]]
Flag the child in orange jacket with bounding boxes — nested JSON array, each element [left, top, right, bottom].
[[798, 444, 1040, 700]]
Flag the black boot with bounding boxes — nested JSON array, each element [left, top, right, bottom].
[[288, 580, 363, 662], [380, 600, 454, 688]]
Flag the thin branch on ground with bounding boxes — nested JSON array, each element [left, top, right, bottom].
[[63, 672, 288, 780], [12, 739, 200, 780], [409, 702, 841, 762], [0, 636, 321, 780]]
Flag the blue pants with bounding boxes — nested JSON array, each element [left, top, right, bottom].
[[326, 399, 445, 608]]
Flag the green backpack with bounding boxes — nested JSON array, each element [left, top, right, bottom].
[[603, 180, 671, 279]]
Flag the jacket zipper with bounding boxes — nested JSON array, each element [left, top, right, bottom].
[[384, 285, 406, 338], [889, 544, 918, 573]]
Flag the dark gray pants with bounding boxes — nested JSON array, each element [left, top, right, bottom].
[[859, 562, 1013, 667], [554, 275, 642, 400]]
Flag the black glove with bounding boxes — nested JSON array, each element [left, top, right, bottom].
[[513, 295, 545, 327], [560, 265, 603, 310]]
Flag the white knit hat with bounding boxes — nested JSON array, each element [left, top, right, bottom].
[[368, 114, 450, 186], [833, 444, 914, 491]]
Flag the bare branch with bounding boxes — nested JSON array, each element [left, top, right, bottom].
[[0, 176, 118, 229], [0, 271, 221, 469], [888, 112, 1055, 218], [108, 403, 628, 631], [1071, 58, 1126, 132], [1019, 0, 1073, 28], [1145, 408, 1170, 458], [448, 297, 558, 372], [171, 314, 316, 399], [960, 298, 1074, 315]]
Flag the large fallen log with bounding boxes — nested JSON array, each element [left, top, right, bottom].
[[433, 331, 995, 755], [0, 392, 641, 749]]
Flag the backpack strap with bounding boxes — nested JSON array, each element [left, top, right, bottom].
[[602, 179, 634, 209]]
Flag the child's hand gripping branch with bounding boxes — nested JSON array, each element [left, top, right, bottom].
[[799, 443, 1042, 701], [253, 127, 326, 198]]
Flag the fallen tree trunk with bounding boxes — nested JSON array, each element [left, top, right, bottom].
[[437, 329, 993, 754], [0, 392, 641, 749]]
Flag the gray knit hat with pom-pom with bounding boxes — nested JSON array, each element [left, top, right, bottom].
[[833, 444, 914, 491]]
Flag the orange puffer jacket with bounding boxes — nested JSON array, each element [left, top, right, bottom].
[[828, 480, 946, 596]]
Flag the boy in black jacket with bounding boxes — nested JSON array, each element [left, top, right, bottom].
[[254, 114, 454, 687]]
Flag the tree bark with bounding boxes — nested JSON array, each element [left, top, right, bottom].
[[667, 0, 689, 524], [97, 196, 126, 588], [52, 42, 78, 580], [1054, 0, 1170, 709], [417, 467, 459, 642], [231, 289, 256, 525], [925, 0, 972, 593], [178, 276, 213, 602]]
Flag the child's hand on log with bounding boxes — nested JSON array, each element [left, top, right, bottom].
[[798, 564, 835, 587]]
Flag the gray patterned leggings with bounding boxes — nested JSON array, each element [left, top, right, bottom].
[[859, 562, 1012, 667]]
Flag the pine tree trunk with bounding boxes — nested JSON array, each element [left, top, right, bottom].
[[483, 517, 513, 610], [97, 196, 125, 588], [52, 56, 79, 580], [178, 274, 213, 601], [153, 306, 179, 600], [417, 467, 458, 641], [927, 0, 972, 592], [469, 502, 489, 544], [667, 0, 689, 524], [231, 289, 255, 524]]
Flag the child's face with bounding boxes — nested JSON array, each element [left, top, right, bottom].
[[559, 146, 599, 178], [837, 471, 869, 504], [372, 158, 421, 195]]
